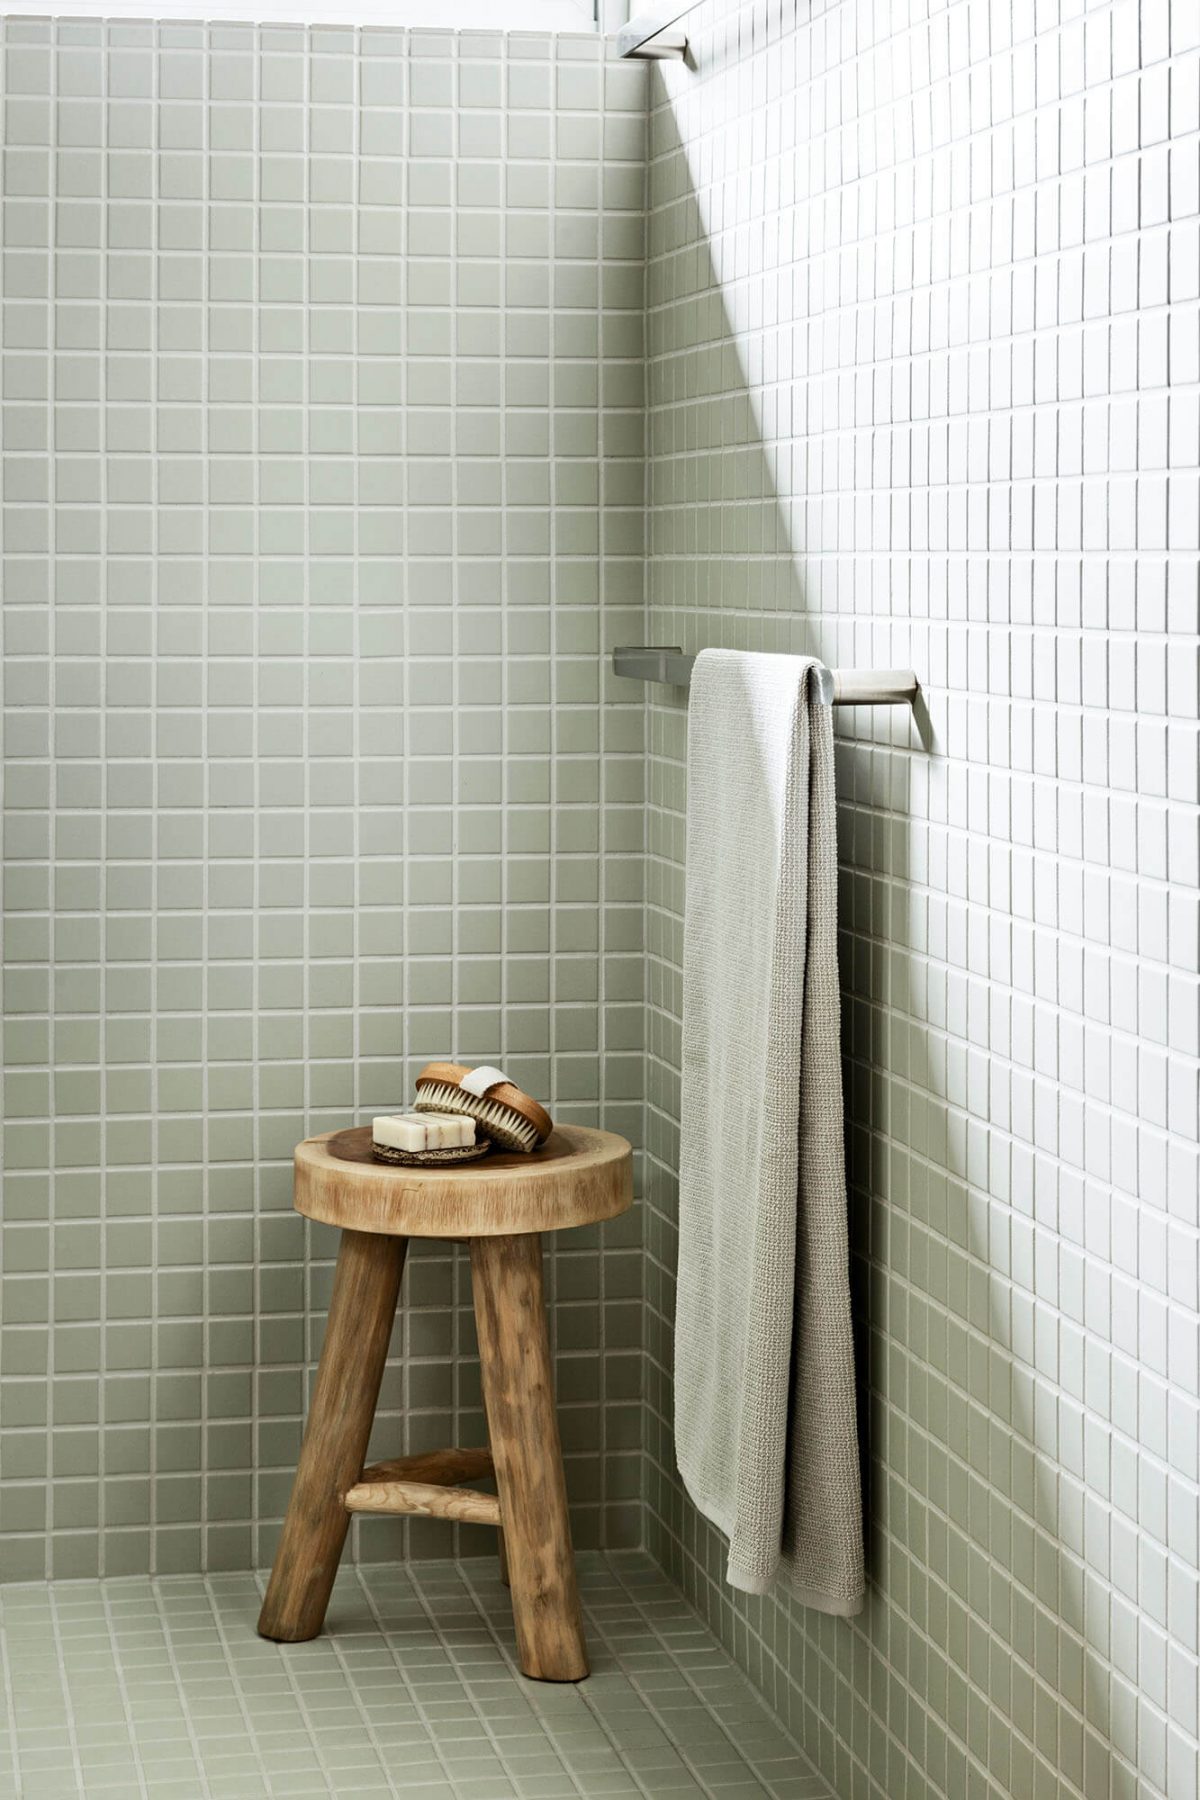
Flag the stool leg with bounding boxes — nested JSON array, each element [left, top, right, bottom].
[[470, 1233, 588, 1681], [258, 1229, 407, 1643], [480, 1382, 511, 1589]]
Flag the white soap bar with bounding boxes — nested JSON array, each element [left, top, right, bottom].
[[372, 1114, 424, 1152], [372, 1112, 475, 1152], [426, 1112, 473, 1148]]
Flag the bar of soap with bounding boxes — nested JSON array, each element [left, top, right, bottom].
[[423, 1112, 476, 1149], [372, 1112, 476, 1153]]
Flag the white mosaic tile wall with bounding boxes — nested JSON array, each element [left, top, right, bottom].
[[641, 3, 1200, 1798], [0, 18, 648, 1581]]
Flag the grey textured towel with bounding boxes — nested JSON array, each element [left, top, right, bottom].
[[674, 649, 864, 1614]]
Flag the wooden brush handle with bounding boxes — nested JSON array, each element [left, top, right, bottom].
[[416, 1061, 553, 1143]]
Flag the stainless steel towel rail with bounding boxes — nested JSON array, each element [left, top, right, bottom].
[[612, 647, 919, 707]]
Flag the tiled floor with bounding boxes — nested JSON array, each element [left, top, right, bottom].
[[0, 1552, 831, 1799]]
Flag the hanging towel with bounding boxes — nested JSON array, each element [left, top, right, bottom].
[[674, 649, 864, 1614]]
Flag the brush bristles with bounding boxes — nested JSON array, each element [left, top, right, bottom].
[[414, 1080, 539, 1153]]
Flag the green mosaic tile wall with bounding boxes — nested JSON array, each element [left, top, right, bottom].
[[641, 3, 1200, 1799], [0, 18, 647, 1582]]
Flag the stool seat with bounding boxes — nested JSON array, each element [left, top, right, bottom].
[[258, 1119, 633, 1685], [295, 1123, 632, 1238]]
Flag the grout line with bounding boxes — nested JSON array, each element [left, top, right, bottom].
[[0, 1595, 23, 1797], [447, 1557, 666, 1800], [199, 1570, 313, 1798], [145, 10, 164, 1580], [143, 1577, 222, 1800], [332, 1561, 498, 1798], [45, 1584, 93, 1798], [43, 0, 60, 1589], [238, 1596, 345, 1798], [359, 1558, 591, 1799], [6, 1555, 851, 1799], [605, 1554, 833, 1799], [95, 1580, 153, 1800], [450, 1555, 686, 1800]]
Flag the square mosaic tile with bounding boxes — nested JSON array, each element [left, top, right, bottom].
[[0, 16, 647, 1584], [0, 1552, 832, 1798], [641, 4, 1200, 1800], [5, 6, 1200, 1800]]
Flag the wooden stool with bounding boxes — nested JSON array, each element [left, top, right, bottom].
[[256, 1123, 632, 1682]]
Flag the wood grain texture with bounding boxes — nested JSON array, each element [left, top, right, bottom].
[[257, 1229, 406, 1644], [343, 1478, 501, 1525], [359, 1447, 494, 1487], [480, 1383, 511, 1588], [470, 1232, 588, 1682], [295, 1123, 632, 1239]]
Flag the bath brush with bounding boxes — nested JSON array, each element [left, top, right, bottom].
[[413, 1063, 552, 1154], [371, 1112, 490, 1167]]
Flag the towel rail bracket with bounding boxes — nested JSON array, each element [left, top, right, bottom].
[[616, 10, 691, 58]]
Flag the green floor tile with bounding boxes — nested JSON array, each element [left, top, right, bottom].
[[0, 1555, 831, 1800]]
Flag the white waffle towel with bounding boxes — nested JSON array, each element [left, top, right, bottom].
[[674, 649, 864, 1613]]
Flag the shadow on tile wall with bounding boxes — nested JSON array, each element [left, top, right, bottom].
[[640, 3, 1199, 1798], [0, 18, 648, 1581]]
